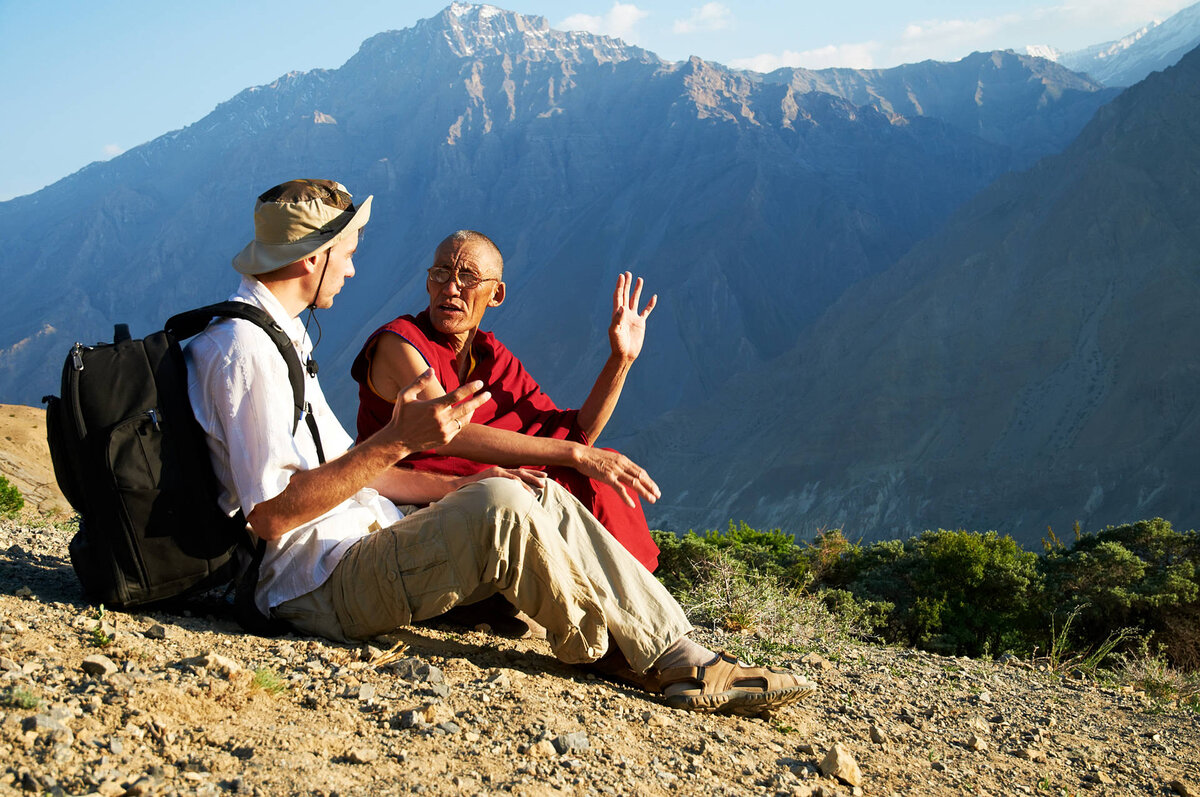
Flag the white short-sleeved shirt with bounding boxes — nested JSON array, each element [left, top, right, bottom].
[[184, 276, 401, 613]]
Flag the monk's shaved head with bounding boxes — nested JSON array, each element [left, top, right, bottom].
[[438, 230, 503, 277]]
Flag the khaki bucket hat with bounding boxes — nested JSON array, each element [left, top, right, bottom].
[[233, 179, 373, 275]]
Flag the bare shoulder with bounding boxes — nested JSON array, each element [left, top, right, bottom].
[[371, 332, 442, 400]]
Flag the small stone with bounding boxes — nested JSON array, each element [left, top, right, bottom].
[[1170, 779, 1197, 797], [553, 732, 589, 754], [181, 652, 242, 678], [818, 743, 863, 787], [1014, 747, 1047, 763], [644, 712, 673, 728], [391, 658, 444, 685], [869, 725, 890, 745], [966, 734, 988, 752], [144, 624, 168, 640], [435, 721, 461, 735], [967, 716, 990, 734], [398, 710, 429, 730], [96, 781, 125, 797], [81, 654, 119, 677], [801, 653, 834, 672], [485, 670, 512, 690], [14, 586, 32, 598], [528, 739, 558, 758], [347, 747, 378, 764], [976, 691, 992, 704], [124, 776, 157, 796], [358, 684, 377, 702]]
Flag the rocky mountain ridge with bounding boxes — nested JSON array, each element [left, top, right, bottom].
[[631, 41, 1200, 542], [1032, 0, 1200, 86]]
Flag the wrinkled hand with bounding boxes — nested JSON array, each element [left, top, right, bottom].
[[458, 466, 548, 495], [575, 446, 660, 507], [609, 272, 656, 362], [383, 369, 489, 453]]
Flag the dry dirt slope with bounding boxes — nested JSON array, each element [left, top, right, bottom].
[[0, 403, 69, 516], [1, 405, 1198, 796]]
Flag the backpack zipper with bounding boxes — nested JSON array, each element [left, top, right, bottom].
[[68, 343, 91, 439]]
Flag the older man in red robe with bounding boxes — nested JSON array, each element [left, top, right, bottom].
[[352, 230, 661, 570]]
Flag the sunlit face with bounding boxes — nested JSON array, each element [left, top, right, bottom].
[[426, 238, 504, 344], [311, 234, 358, 309]]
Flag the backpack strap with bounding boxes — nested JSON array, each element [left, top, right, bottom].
[[166, 301, 306, 434], [167, 300, 328, 638]]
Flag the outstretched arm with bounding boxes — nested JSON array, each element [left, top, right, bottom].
[[576, 272, 656, 444], [246, 371, 489, 540], [367, 331, 661, 506]]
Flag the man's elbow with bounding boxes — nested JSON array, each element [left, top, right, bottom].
[[245, 506, 287, 542]]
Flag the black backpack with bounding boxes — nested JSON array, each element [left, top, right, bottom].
[[44, 301, 314, 617]]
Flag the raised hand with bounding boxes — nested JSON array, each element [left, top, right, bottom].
[[574, 446, 660, 507], [609, 272, 656, 362], [383, 369, 490, 453]]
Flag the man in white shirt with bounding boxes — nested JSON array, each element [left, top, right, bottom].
[[185, 178, 815, 716]]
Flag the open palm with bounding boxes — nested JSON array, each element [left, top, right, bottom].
[[609, 272, 656, 361]]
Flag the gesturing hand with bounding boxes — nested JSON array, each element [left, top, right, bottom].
[[609, 272, 656, 362], [383, 369, 490, 453], [575, 446, 660, 507]]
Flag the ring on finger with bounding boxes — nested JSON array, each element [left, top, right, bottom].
[[452, 418, 462, 432]]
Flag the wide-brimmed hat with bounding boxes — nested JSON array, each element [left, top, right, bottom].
[[233, 179, 373, 275]]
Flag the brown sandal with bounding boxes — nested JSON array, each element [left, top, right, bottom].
[[657, 651, 817, 716]]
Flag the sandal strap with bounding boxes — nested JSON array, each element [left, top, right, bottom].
[[655, 651, 807, 696]]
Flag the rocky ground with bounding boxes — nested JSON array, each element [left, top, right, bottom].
[[1, 514, 1198, 797]]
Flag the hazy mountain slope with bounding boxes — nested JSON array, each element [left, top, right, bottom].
[[761, 51, 1118, 167], [0, 4, 1112, 437], [633, 44, 1200, 544], [1056, 1, 1200, 86]]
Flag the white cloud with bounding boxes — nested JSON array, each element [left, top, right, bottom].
[[1057, 0, 1194, 28], [730, 42, 877, 72], [559, 3, 649, 42], [672, 3, 732, 34], [102, 144, 123, 158], [889, 13, 1024, 62]]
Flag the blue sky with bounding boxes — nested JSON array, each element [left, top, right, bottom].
[[0, 0, 1190, 201]]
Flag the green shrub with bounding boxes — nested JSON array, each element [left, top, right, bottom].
[[651, 528, 863, 655], [1042, 519, 1200, 669], [826, 529, 1041, 657], [654, 517, 1200, 671], [0, 474, 23, 518]]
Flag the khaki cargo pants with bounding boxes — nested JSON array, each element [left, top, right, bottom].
[[275, 478, 692, 673]]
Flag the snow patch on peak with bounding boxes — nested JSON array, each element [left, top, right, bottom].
[[1025, 45, 1061, 62]]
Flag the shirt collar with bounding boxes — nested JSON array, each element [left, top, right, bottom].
[[234, 275, 313, 359]]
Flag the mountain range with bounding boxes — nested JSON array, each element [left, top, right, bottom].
[[0, 3, 1194, 544], [1031, 0, 1200, 87], [632, 42, 1200, 542]]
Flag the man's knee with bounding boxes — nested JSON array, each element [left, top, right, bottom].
[[455, 477, 537, 517]]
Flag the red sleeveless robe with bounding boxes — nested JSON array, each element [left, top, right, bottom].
[[351, 311, 659, 571]]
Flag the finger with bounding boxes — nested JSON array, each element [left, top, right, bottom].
[[454, 390, 492, 421], [515, 468, 548, 488], [441, 380, 486, 407], [641, 293, 657, 319], [399, 368, 437, 402], [630, 276, 644, 311], [618, 461, 659, 503], [613, 273, 624, 314]]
